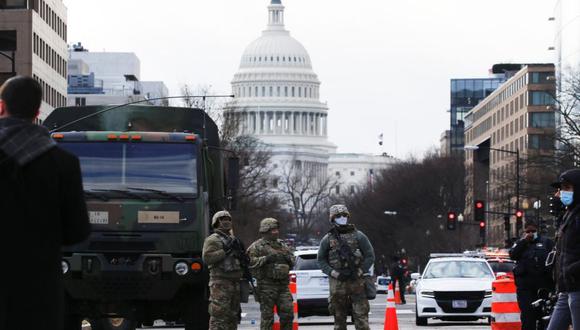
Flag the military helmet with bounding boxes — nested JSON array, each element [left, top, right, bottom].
[[211, 210, 232, 228], [259, 217, 279, 233], [329, 204, 350, 222]]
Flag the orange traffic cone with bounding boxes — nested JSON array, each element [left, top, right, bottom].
[[394, 281, 402, 304], [384, 283, 399, 330]]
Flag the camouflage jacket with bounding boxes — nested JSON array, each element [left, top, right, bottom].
[[247, 238, 295, 284], [317, 224, 375, 278], [202, 230, 243, 280]]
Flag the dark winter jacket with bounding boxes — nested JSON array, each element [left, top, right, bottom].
[[509, 235, 554, 290], [0, 125, 90, 330], [554, 204, 580, 292]]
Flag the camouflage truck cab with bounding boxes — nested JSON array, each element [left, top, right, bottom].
[[44, 106, 231, 330]]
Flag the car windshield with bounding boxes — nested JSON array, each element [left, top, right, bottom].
[[378, 278, 390, 285], [423, 260, 494, 279], [488, 261, 516, 273], [59, 142, 197, 194], [295, 253, 320, 270]]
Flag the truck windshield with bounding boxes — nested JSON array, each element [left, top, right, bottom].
[[59, 142, 197, 195]]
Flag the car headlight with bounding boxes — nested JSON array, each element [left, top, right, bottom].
[[420, 290, 435, 298], [485, 290, 493, 298], [174, 262, 189, 276]]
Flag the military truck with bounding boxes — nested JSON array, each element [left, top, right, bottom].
[[43, 105, 237, 330]]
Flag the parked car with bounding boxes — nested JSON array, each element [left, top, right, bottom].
[[414, 253, 494, 326], [289, 247, 329, 317], [375, 275, 391, 293], [486, 258, 516, 278]]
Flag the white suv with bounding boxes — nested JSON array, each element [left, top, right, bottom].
[[289, 247, 329, 317], [414, 254, 494, 326]]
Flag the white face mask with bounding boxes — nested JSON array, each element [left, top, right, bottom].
[[335, 216, 348, 226]]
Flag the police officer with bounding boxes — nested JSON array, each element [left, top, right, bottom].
[[317, 204, 375, 330], [389, 256, 408, 304], [247, 218, 295, 330], [202, 211, 243, 330], [509, 219, 554, 330], [547, 169, 580, 330]]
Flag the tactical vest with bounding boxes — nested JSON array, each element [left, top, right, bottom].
[[328, 230, 363, 271], [255, 239, 291, 282], [216, 233, 242, 273]]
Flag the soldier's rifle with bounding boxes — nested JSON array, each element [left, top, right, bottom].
[[222, 235, 258, 300], [331, 228, 358, 280]]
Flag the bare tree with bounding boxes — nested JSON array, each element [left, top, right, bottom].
[[276, 158, 337, 240]]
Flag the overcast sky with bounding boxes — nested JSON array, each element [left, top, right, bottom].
[[65, 0, 555, 159]]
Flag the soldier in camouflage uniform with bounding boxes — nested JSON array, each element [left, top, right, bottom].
[[247, 218, 295, 330], [202, 211, 243, 330], [317, 205, 375, 330]]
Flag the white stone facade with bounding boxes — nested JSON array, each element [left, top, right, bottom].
[[224, 0, 336, 177], [328, 153, 396, 195]]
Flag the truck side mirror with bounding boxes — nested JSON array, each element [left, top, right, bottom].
[[226, 157, 240, 210]]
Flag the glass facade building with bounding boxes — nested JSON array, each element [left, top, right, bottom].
[[449, 78, 504, 153]]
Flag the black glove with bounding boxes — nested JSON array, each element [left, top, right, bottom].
[[337, 269, 352, 281]]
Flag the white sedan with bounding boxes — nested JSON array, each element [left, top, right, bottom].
[[414, 256, 494, 326]]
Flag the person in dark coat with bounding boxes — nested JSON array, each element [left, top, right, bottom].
[[547, 169, 580, 330], [389, 256, 407, 304], [509, 219, 554, 330], [0, 76, 91, 330]]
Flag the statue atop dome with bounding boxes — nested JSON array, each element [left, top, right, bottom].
[[271, 0, 282, 4]]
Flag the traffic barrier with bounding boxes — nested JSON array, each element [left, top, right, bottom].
[[491, 276, 521, 330], [383, 282, 399, 330], [272, 282, 298, 330]]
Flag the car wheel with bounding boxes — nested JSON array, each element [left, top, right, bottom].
[[415, 305, 427, 326]]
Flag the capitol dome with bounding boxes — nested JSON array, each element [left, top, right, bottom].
[[224, 0, 336, 169]]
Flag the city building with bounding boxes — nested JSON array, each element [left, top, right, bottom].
[[448, 76, 504, 154], [328, 153, 396, 195], [0, 0, 68, 120], [464, 64, 556, 247], [224, 0, 336, 183], [552, 0, 580, 77], [67, 43, 168, 107]]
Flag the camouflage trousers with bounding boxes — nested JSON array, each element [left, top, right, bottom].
[[329, 277, 370, 330], [208, 278, 241, 330], [256, 282, 294, 330]]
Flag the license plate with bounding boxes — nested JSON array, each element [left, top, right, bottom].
[[452, 300, 467, 308], [89, 211, 109, 224], [319, 277, 329, 286]]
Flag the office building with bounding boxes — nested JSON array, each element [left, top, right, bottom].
[[0, 0, 68, 120], [464, 64, 556, 247]]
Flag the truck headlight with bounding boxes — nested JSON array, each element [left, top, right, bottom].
[[175, 262, 189, 276], [62, 260, 70, 274]]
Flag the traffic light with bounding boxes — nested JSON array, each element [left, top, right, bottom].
[[474, 200, 485, 222], [447, 211, 457, 230], [401, 257, 408, 265], [515, 210, 524, 229], [479, 221, 486, 238]]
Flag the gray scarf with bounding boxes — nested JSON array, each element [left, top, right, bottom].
[[0, 117, 56, 166]]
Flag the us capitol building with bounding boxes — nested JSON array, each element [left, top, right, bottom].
[[224, 0, 394, 194]]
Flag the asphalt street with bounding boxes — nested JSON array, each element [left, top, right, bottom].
[[135, 293, 491, 330]]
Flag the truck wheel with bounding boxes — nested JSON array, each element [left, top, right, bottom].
[[183, 292, 210, 330], [90, 318, 137, 330]]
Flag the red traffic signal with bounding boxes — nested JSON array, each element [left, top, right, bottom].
[[474, 200, 485, 222], [515, 210, 524, 218], [447, 212, 457, 230], [479, 221, 486, 228], [447, 212, 456, 220]]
